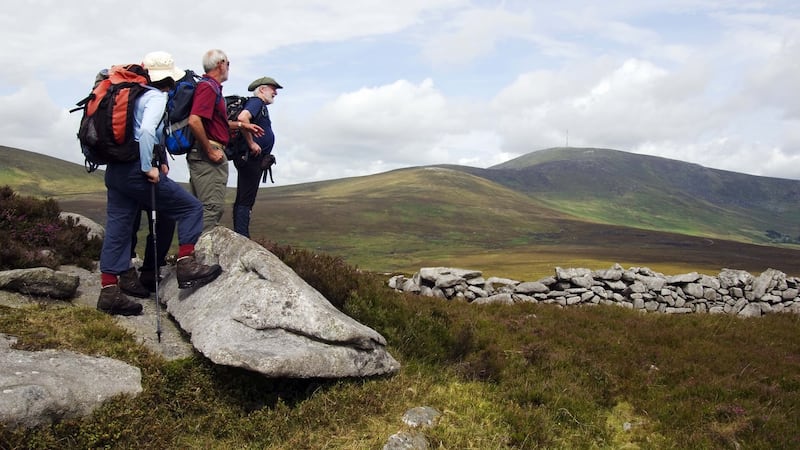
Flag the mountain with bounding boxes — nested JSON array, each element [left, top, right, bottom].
[[3, 145, 800, 278], [445, 147, 800, 245]]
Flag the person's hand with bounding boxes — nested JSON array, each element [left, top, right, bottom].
[[145, 167, 160, 184], [249, 142, 261, 156], [160, 164, 169, 176], [245, 123, 265, 138], [208, 146, 225, 164]]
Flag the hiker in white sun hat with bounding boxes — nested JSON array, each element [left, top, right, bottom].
[[142, 51, 186, 83], [97, 50, 222, 317]]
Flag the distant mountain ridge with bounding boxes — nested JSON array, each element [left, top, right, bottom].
[[488, 147, 800, 210], [441, 147, 800, 245]]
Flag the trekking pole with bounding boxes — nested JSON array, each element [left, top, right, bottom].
[[150, 183, 162, 343]]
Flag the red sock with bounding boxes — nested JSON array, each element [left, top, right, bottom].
[[101, 273, 118, 287], [178, 244, 195, 259]]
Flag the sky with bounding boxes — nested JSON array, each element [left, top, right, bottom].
[[1, 1, 799, 187]]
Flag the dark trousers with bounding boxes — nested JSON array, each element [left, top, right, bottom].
[[233, 157, 264, 238], [130, 208, 176, 272]]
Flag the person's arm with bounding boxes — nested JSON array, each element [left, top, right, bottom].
[[156, 144, 169, 176], [138, 91, 165, 182], [187, 113, 223, 163], [232, 117, 264, 137], [188, 82, 225, 164], [237, 109, 261, 156]]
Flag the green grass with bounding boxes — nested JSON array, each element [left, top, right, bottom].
[[3, 266, 800, 448], [2, 188, 800, 448]]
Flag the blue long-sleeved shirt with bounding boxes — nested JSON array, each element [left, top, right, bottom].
[[133, 86, 167, 172]]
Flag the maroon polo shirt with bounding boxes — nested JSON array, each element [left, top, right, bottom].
[[191, 76, 229, 145]]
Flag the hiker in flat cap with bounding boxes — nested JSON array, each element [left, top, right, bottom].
[[231, 76, 283, 238]]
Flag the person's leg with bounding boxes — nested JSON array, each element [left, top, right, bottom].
[[155, 213, 176, 264], [98, 163, 146, 315], [130, 208, 142, 260], [139, 210, 176, 292], [187, 150, 228, 233], [100, 174, 139, 277], [156, 176, 222, 289], [118, 206, 149, 298], [233, 158, 263, 238], [140, 211, 175, 270], [156, 177, 202, 246]]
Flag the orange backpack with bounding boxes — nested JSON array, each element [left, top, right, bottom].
[[72, 64, 150, 172]]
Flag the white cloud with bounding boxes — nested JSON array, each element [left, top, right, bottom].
[[304, 79, 460, 161], [0, 0, 799, 188], [420, 7, 534, 66]]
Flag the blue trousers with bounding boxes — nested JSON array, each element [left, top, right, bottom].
[[100, 161, 202, 275]]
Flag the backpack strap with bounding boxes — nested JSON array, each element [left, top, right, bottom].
[[199, 77, 224, 106]]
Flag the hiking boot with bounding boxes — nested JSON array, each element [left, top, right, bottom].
[[176, 255, 222, 289], [139, 269, 161, 293], [97, 285, 143, 316], [119, 267, 149, 298]]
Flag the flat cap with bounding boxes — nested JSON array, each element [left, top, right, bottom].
[[248, 76, 283, 91]]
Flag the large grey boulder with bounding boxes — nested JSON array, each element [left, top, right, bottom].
[[0, 334, 142, 428], [0, 267, 79, 299], [162, 227, 400, 378]]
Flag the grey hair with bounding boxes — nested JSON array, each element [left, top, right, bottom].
[[202, 49, 227, 72]]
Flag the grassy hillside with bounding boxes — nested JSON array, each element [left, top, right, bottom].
[[248, 167, 570, 271], [0, 146, 105, 198], [5, 145, 800, 278]]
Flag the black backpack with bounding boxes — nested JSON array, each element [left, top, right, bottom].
[[224, 96, 275, 182], [163, 69, 201, 155], [224, 94, 251, 161], [71, 64, 150, 172]]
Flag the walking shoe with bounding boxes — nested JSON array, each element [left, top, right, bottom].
[[97, 285, 143, 316], [176, 255, 222, 289], [119, 267, 150, 298], [139, 269, 162, 293]]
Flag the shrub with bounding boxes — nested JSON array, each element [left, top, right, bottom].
[[0, 186, 101, 270], [259, 240, 360, 310]]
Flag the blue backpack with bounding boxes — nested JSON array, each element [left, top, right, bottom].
[[163, 70, 201, 155]]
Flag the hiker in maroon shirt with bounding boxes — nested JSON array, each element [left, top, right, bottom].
[[187, 49, 263, 233]]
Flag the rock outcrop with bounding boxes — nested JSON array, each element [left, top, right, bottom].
[[389, 265, 800, 317], [0, 267, 79, 299], [0, 334, 142, 428], [162, 227, 400, 378]]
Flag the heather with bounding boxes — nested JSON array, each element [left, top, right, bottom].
[[0, 186, 101, 271]]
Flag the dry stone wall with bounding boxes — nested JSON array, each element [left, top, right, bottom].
[[388, 265, 800, 317]]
